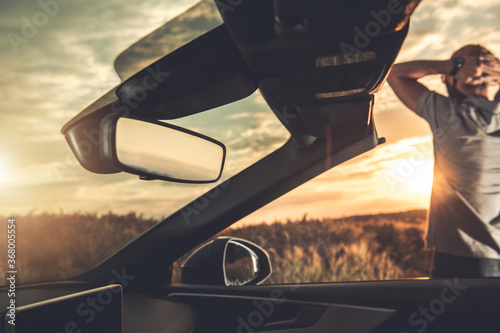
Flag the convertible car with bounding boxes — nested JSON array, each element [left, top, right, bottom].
[[2, 0, 500, 332]]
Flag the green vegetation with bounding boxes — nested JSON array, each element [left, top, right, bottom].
[[1, 210, 432, 285]]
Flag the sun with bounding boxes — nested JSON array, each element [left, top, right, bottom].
[[0, 158, 8, 185], [402, 161, 434, 196], [384, 158, 434, 197]]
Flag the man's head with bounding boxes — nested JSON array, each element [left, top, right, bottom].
[[443, 44, 494, 100]]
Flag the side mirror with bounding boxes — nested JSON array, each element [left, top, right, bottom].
[[181, 237, 272, 286], [100, 114, 226, 183]]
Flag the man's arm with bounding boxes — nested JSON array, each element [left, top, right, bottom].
[[387, 60, 452, 111]]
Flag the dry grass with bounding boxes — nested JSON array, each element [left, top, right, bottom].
[[0, 212, 157, 284], [1, 210, 432, 285], [175, 209, 432, 283]]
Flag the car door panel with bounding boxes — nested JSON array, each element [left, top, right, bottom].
[[168, 292, 395, 333], [0, 283, 197, 333], [163, 278, 500, 333]]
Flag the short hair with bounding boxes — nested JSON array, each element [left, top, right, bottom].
[[451, 44, 492, 59]]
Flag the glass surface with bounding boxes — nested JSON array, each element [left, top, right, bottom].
[[114, 0, 223, 81], [0, 0, 290, 285], [4, 0, 492, 286], [115, 118, 224, 182], [224, 241, 259, 286]]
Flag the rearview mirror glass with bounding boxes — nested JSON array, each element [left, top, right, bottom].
[[102, 116, 226, 183]]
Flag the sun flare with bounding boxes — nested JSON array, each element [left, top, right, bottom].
[[403, 162, 434, 196], [385, 158, 434, 197], [0, 158, 8, 185]]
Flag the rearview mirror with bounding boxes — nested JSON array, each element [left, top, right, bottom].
[[101, 115, 226, 183]]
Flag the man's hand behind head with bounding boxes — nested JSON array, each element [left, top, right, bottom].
[[453, 55, 485, 86], [480, 53, 500, 86]]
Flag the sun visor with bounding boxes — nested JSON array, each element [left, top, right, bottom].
[[115, 25, 257, 120]]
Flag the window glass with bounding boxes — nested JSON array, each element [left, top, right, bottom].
[[173, 151, 434, 284]]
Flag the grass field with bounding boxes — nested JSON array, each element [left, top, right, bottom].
[[174, 209, 432, 283], [0, 212, 158, 284], [1, 210, 432, 285]]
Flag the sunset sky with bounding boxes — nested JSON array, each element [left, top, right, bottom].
[[1, 0, 500, 223]]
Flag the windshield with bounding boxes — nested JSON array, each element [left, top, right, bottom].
[[0, 0, 290, 285]]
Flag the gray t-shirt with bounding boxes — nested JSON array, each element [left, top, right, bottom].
[[415, 90, 500, 258]]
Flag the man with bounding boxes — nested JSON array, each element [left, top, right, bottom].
[[387, 44, 500, 277]]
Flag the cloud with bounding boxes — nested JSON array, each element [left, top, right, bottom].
[[0, 0, 205, 124], [397, 0, 500, 61]]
